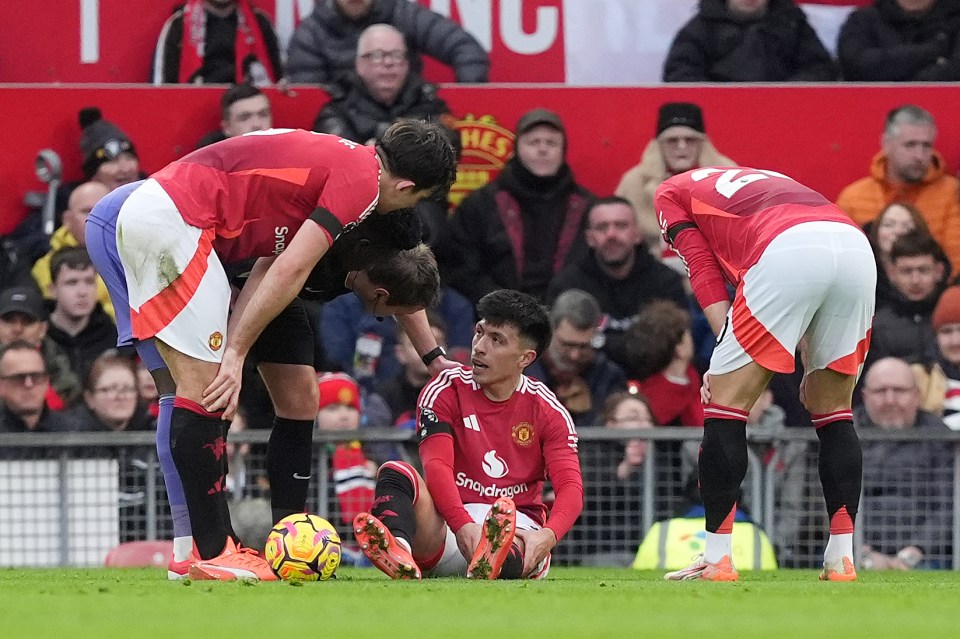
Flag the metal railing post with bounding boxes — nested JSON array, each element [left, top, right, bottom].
[[145, 448, 158, 541]]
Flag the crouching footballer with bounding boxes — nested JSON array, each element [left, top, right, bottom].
[[354, 290, 583, 579]]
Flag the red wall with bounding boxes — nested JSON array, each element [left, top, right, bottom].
[[3, 84, 959, 235]]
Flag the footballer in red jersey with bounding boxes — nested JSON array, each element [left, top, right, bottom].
[[354, 290, 584, 580], [656, 167, 875, 583], [88, 119, 457, 581]]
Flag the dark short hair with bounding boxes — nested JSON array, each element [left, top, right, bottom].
[[586, 196, 634, 224], [376, 119, 458, 197], [625, 300, 690, 380], [601, 390, 651, 425], [476, 290, 552, 359], [50, 246, 94, 283], [0, 339, 45, 372], [889, 230, 942, 263], [368, 243, 440, 308], [221, 83, 265, 119], [84, 353, 136, 395]]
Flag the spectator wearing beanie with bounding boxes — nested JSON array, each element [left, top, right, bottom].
[[615, 102, 735, 249], [315, 372, 377, 526], [78, 107, 142, 191], [932, 286, 960, 429]]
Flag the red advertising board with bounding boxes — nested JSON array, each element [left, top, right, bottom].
[[2, 84, 958, 235]]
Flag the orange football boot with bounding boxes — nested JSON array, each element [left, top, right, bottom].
[[353, 513, 422, 580], [467, 497, 518, 580]]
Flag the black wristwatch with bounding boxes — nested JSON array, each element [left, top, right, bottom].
[[421, 346, 446, 367]]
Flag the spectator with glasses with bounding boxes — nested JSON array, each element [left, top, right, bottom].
[[287, 0, 488, 88], [0, 340, 71, 434], [313, 24, 452, 146], [68, 355, 154, 433], [525, 289, 626, 428], [616, 103, 735, 251]]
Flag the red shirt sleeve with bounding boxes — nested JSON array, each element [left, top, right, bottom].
[[656, 185, 730, 310], [417, 395, 473, 533], [540, 405, 583, 541]]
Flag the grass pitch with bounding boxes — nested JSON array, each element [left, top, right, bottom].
[[3, 567, 955, 639]]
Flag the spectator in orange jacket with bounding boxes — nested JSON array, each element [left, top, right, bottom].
[[836, 105, 960, 275]]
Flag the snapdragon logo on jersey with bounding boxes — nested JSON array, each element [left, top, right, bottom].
[[273, 226, 289, 255], [456, 449, 528, 499]]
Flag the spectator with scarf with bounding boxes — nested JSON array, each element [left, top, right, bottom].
[[153, 0, 283, 86]]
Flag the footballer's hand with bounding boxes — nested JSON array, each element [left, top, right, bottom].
[[455, 522, 482, 562], [515, 527, 557, 577], [428, 356, 459, 377], [700, 372, 712, 404], [202, 349, 244, 420]]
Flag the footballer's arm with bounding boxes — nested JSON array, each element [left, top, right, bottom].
[[519, 410, 583, 576], [202, 221, 330, 415]]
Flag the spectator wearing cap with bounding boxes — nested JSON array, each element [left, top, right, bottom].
[[662, 0, 837, 82], [196, 83, 274, 149], [445, 108, 594, 305], [0, 340, 72, 435], [287, 0, 488, 89], [0, 286, 81, 409], [312, 24, 452, 146], [30, 181, 115, 320], [616, 102, 735, 249], [932, 286, 960, 430], [153, 0, 283, 86]]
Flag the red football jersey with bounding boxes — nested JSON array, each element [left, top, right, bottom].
[[151, 129, 380, 263], [417, 367, 582, 536], [656, 167, 859, 309]]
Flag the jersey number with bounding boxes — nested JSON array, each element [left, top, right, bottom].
[[690, 168, 791, 198]]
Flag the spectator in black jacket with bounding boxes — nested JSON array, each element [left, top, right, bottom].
[[838, 0, 960, 81], [445, 108, 593, 305], [866, 231, 948, 374], [196, 83, 273, 149], [525, 289, 626, 428], [547, 197, 687, 370], [663, 0, 838, 82], [0, 341, 72, 434], [287, 0, 488, 88], [153, 0, 283, 85], [45, 247, 118, 380], [313, 23, 451, 145]]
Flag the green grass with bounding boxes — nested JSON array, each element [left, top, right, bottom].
[[3, 567, 956, 638]]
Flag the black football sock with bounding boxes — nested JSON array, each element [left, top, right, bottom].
[[218, 421, 240, 544], [814, 416, 861, 534], [371, 466, 417, 543], [169, 400, 232, 560], [498, 543, 524, 580], [699, 408, 748, 533], [267, 417, 315, 524]]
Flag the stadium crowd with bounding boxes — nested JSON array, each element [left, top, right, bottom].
[[2, 0, 960, 575]]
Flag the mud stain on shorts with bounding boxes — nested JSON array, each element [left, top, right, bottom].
[[157, 252, 181, 287]]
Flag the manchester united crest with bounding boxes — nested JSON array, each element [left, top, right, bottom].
[[208, 331, 223, 351], [512, 422, 533, 447]]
